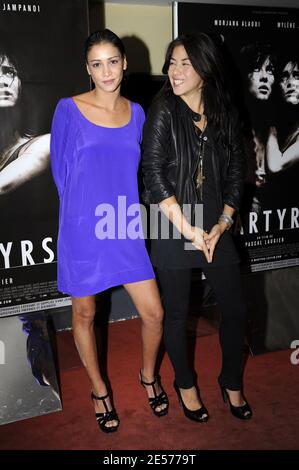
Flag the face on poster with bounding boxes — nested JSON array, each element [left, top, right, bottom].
[[176, 3, 299, 272]]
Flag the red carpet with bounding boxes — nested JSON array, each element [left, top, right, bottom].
[[0, 317, 298, 450]]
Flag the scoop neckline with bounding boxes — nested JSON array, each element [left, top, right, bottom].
[[70, 97, 132, 129]]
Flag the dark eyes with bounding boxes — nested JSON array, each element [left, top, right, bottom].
[[91, 59, 119, 68], [1, 65, 17, 78], [282, 71, 299, 81], [169, 61, 191, 66], [253, 67, 273, 75]]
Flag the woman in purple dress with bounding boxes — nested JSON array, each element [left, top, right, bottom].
[[50, 29, 168, 433]]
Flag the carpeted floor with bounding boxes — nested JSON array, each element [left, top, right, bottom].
[[0, 317, 298, 451]]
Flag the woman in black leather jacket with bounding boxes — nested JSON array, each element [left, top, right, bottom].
[[142, 32, 252, 422]]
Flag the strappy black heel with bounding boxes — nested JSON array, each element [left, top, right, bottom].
[[174, 382, 209, 423], [219, 385, 252, 420], [139, 370, 169, 417], [91, 391, 120, 433]]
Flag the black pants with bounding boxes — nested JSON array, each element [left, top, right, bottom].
[[157, 263, 247, 390]]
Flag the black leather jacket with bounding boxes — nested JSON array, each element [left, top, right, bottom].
[[142, 94, 246, 221]]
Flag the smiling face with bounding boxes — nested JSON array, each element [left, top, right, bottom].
[[167, 44, 204, 102], [86, 42, 127, 94], [0, 55, 21, 107], [248, 56, 275, 100], [280, 61, 299, 105]]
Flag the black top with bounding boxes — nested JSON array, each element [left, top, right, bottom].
[[142, 94, 246, 213], [150, 123, 239, 269]]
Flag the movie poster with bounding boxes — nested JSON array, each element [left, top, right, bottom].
[[0, 0, 89, 316], [176, 3, 299, 272]]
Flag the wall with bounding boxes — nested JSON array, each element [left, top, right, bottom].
[[104, 3, 172, 75]]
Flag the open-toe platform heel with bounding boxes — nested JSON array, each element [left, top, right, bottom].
[[91, 391, 120, 433], [174, 382, 209, 423], [219, 385, 252, 420], [139, 370, 169, 417]]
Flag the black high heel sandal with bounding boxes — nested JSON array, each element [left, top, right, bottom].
[[91, 391, 120, 433], [139, 370, 169, 417], [219, 385, 252, 420], [173, 382, 209, 423]]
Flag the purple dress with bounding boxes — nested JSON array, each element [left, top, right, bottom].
[[50, 97, 154, 297]]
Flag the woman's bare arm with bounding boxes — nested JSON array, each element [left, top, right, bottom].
[[0, 134, 50, 195]]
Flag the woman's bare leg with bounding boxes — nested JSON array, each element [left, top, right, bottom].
[[123, 279, 167, 412], [72, 295, 118, 427]]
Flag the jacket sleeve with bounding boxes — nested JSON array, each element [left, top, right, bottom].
[[223, 113, 247, 212], [142, 99, 175, 204]]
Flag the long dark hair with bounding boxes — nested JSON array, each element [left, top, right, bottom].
[[0, 48, 24, 154], [84, 28, 126, 62], [239, 42, 276, 78], [275, 53, 299, 149], [238, 43, 277, 146], [161, 32, 235, 144]]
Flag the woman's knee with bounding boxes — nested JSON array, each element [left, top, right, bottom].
[[221, 303, 247, 325], [72, 301, 95, 324], [141, 303, 164, 327]]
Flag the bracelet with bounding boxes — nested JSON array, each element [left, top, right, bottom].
[[218, 214, 234, 230]]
